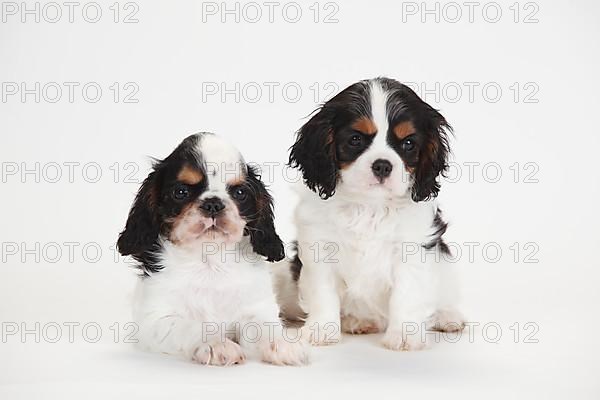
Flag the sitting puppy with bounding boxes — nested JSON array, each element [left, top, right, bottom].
[[285, 77, 465, 350], [118, 133, 308, 366]]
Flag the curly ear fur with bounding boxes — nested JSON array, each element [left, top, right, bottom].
[[245, 166, 285, 262], [411, 105, 452, 202], [288, 109, 338, 199], [117, 169, 161, 257]]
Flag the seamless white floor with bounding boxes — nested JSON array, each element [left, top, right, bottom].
[[3, 256, 599, 399], [1, 0, 599, 398]]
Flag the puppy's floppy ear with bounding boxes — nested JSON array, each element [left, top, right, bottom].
[[117, 167, 161, 257], [412, 105, 452, 202], [289, 108, 338, 199], [245, 165, 285, 262]]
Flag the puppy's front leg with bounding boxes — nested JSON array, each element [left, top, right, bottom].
[[297, 241, 342, 345], [383, 260, 433, 351], [136, 312, 246, 366], [257, 322, 310, 366], [238, 301, 309, 366]]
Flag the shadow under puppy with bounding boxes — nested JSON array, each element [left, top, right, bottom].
[[117, 133, 308, 366]]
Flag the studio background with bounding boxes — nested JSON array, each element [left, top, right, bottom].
[[1, 0, 599, 398]]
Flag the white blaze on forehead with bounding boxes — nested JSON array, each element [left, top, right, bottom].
[[196, 134, 246, 193], [369, 82, 390, 149]]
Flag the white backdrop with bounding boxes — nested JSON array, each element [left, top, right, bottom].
[[1, 0, 599, 398]]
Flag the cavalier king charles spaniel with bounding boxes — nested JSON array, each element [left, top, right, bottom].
[[118, 133, 308, 366], [284, 77, 466, 350]]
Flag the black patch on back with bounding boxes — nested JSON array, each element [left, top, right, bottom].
[[424, 208, 451, 255], [289, 241, 303, 281]]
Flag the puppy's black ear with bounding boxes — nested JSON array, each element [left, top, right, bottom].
[[289, 108, 338, 199], [412, 105, 452, 202], [117, 168, 161, 257], [245, 165, 285, 262]]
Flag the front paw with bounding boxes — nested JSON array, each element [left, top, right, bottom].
[[301, 319, 341, 346], [382, 330, 427, 351], [261, 338, 310, 366], [193, 338, 246, 366]]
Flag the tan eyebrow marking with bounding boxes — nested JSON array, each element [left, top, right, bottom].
[[393, 120, 416, 140], [227, 175, 245, 186], [177, 165, 204, 185], [351, 117, 377, 135]]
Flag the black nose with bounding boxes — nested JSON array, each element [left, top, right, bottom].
[[371, 159, 393, 179], [200, 197, 225, 216]]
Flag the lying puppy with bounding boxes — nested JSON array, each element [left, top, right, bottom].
[[285, 77, 465, 350], [118, 133, 308, 366]]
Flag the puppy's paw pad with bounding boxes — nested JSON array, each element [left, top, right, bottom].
[[193, 339, 246, 366], [428, 309, 466, 332], [341, 315, 380, 334], [301, 321, 341, 346], [382, 331, 427, 351], [261, 339, 310, 366]]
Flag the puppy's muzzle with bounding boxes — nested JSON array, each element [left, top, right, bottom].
[[200, 197, 225, 217], [371, 159, 393, 181]]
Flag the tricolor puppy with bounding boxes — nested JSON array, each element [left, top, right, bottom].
[[118, 133, 308, 366], [285, 77, 465, 350]]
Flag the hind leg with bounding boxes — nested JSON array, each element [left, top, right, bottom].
[[430, 258, 466, 332], [427, 308, 466, 332]]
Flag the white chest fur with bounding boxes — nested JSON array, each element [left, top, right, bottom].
[[295, 189, 438, 326], [133, 239, 277, 326]]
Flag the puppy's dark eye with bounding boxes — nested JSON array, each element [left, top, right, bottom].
[[172, 185, 190, 201], [401, 138, 415, 152], [349, 134, 362, 147], [232, 187, 247, 201]]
